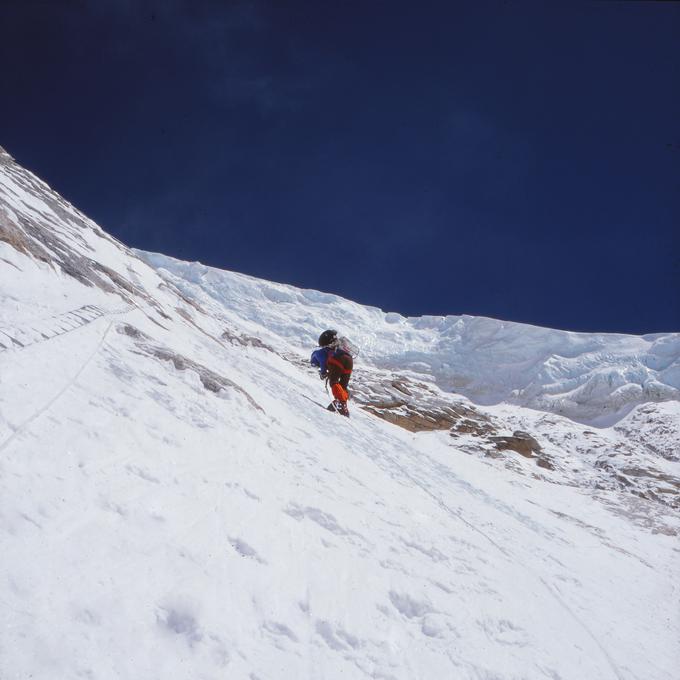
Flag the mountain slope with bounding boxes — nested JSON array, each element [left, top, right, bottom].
[[1, 145, 679, 680], [137, 249, 680, 427], [138, 250, 680, 514]]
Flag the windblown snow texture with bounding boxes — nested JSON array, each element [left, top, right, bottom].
[[1, 144, 679, 680]]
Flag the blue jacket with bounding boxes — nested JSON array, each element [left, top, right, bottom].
[[310, 347, 331, 376]]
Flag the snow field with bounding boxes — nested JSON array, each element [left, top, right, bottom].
[[1, 297, 677, 679], [1, 150, 679, 679]]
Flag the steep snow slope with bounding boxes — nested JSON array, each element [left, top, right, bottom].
[[138, 251, 680, 513], [1, 145, 679, 680], [137, 252, 680, 427]]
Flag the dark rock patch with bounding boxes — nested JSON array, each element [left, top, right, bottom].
[[490, 431, 542, 458]]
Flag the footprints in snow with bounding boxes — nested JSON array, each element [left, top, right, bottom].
[[388, 590, 433, 619], [387, 588, 527, 645], [224, 480, 261, 502], [222, 488, 528, 654], [263, 620, 299, 643], [155, 601, 230, 667], [228, 537, 267, 565], [125, 464, 161, 484], [284, 502, 362, 540], [157, 604, 202, 646], [315, 620, 360, 651], [478, 616, 530, 648], [388, 590, 450, 639]]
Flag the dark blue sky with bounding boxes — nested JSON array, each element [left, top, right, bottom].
[[1, 1, 678, 333]]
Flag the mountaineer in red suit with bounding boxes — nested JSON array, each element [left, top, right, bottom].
[[310, 329, 354, 417]]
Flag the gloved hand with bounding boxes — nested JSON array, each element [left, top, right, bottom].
[[319, 370, 327, 380]]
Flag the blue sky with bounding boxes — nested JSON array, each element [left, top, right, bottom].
[[1, 1, 678, 333]]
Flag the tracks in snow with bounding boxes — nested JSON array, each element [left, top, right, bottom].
[[343, 420, 626, 680], [0, 303, 130, 352], [0, 320, 114, 455]]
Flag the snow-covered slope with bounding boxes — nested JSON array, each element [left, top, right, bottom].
[[137, 251, 680, 512], [137, 250, 680, 427], [1, 144, 679, 680]]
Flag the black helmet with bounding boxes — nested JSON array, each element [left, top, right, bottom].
[[318, 329, 338, 347]]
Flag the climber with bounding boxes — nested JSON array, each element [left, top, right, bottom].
[[310, 329, 354, 417]]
